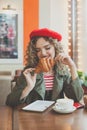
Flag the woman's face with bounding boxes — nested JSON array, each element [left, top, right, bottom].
[[35, 37, 55, 59]]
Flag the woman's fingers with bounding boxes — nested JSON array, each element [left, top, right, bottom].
[[23, 68, 35, 76], [55, 53, 73, 66], [23, 68, 37, 86], [55, 53, 67, 62]]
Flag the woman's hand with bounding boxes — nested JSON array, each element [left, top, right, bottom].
[[23, 68, 37, 91], [55, 53, 78, 80], [55, 52, 74, 67], [20, 68, 37, 100]]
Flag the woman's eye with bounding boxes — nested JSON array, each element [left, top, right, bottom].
[[36, 49, 40, 52], [46, 47, 50, 50], [35, 46, 51, 52]]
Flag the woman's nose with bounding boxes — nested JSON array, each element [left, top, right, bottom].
[[41, 49, 47, 57]]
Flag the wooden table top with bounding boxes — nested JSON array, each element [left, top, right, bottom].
[[0, 105, 87, 130], [0, 106, 12, 130], [13, 106, 87, 130]]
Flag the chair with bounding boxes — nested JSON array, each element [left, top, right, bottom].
[[11, 69, 22, 90], [0, 71, 12, 105]]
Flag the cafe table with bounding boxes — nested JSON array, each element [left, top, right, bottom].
[[13, 104, 87, 130], [0, 106, 12, 130]]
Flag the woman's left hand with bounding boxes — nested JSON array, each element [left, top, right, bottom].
[[55, 53, 74, 67], [55, 53, 78, 80]]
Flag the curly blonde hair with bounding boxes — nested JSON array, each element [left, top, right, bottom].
[[25, 36, 68, 72]]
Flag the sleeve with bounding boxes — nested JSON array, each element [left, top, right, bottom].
[[63, 71, 84, 102], [6, 73, 27, 107]]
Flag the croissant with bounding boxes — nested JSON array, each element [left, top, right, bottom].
[[34, 57, 55, 73]]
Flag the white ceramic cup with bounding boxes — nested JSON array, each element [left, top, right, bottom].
[[55, 98, 74, 110]]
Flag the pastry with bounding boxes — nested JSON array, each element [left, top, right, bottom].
[[35, 57, 55, 73]]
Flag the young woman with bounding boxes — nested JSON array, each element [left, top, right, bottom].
[[6, 28, 83, 107]]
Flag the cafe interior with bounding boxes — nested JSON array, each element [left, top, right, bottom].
[[0, 0, 87, 130]]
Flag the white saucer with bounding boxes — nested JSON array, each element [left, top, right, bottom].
[[52, 106, 76, 114]]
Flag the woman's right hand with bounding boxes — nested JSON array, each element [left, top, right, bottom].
[[23, 68, 37, 91]]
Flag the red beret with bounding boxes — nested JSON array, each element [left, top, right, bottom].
[[30, 28, 62, 41]]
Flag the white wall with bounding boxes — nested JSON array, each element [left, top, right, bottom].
[[39, 0, 68, 52], [0, 0, 23, 10], [78, 0, 87, 72], [0, 0, 24, 75]]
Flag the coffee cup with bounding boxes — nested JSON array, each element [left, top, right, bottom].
[[55, 98, 74, 110]]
